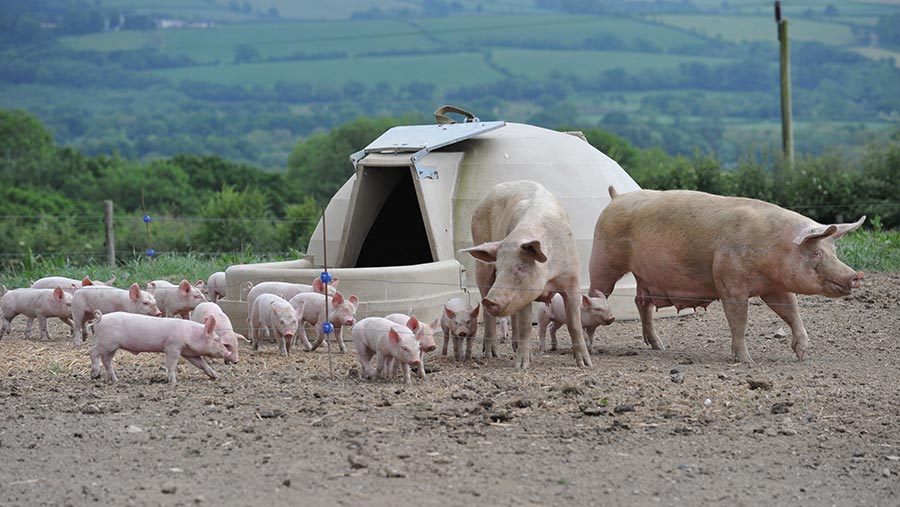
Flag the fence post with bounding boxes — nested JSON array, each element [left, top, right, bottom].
[[104, 200, 115, 267]]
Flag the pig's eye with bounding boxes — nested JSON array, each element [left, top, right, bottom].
[[813, 250, 823, 259], [513, 263, 529, 277]]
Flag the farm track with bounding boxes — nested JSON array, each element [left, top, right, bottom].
[[1, 273, 898, 506]]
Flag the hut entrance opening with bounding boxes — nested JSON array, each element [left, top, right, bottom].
[[354, 167, 433, 268]]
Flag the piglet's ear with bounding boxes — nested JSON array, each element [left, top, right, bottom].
[[53, 286, 64, 300], [332, 292, 344, 305], [520, 239, 547, 263], [430, 317, 440, 330], [82, 276, 93, 286], [236, 333, 250, 343], [460, 241, 501, 264], [444, 307, 456, 319], [581, 295, 591, 308], [406, 315, 420, 331], [179, 279, 192, 296], [470, 304, 480, 319], [194, 280, 204, 288], [349, 295, 359, 306], [388, 328, 401, 345], [129, 283, 141, 301], [204, 316, 217, 335], [313, 278, 324, 292]]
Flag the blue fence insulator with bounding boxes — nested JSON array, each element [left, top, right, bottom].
[[143, 215, 152, 223], [146, 248, 155, 257], [321, 322, 334, 335], [319, 271, 332, 285]]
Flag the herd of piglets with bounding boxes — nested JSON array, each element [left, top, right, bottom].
[[0, 180, 868, 384]]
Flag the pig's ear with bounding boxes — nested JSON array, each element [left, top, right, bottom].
[[313, 278, 324, 292], [106, 274, 116, 284], [331, 277, 340, 288], [430, 317, 440, 330], [129, 283, 141, 301], [179, 280, 192, 296], [82, 276, 93, 286], [794, 224, 838, 245], [581, 295, 591, 308], [349, 295, 359, 307], [406, 315, 420, 331], [470, 304, 480, 319], [332, 292, 344, 305], [293, 300, 306, 315], [203, 316, 216, 335], [194, 280, 204, 288], [831, 216, 866, 240], [520, 239, 547, 263], [460, 241, 501, 264], [236, 333, 251, 343], [388, 328, 401, 345], [53, 286, 64, 300], [444, 307, 456, 319]]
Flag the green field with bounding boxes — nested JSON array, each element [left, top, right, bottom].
[[852, 47, 900, 68], [653, 14, 857, 46], [493, 49, 728, 79], [416, 14, 707, 50], [152, 52, 504, 87], [62, 19, 440, 62]]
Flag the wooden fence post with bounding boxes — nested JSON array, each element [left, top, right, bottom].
[[104, 200, 115, 267]]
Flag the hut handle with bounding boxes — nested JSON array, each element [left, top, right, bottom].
[[434, 105, 479, 124]]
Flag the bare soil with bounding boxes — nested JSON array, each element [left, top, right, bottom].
[[1, 273, 899, 507]]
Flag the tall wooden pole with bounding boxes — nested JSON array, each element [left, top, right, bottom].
[[775, 1, 794, 163], [103, 200, 115, 267]]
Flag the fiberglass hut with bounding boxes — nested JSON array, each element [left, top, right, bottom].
[[218, 109, 668, 330]]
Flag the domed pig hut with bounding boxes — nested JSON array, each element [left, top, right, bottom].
[[217, 114, 679, 334]]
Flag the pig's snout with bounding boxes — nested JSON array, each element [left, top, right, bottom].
[[154, 311, 163, 317], [422, 344, 436, 352], [605, 315, 616, 325], [408, 358, 420, 366], [284, 332, 294, 340], [344, 318, 355, 326], [851, 271, 864, 289], [481, 298, 504, 316]]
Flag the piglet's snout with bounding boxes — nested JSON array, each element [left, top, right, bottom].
[[851, 272, 864, 289]]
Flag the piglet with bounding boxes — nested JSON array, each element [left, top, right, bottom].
[[71, 284, 162, 346], [206, 272, 227, 302], [31, 274, 116, 293], [353, 317, 421, 384], [1, 287, 72, 341], [245, 277, 338, 318], [147, 279, 207, 318], [249, 294, 304, 356], [89, 311, 227, 384], [288, 291, 359, 353], [538, 292, 615, 352], [191, 302, 246, 363], [498, 316, 511, 344], [439, 297, 480, 360], [385, 313, 439, 379]]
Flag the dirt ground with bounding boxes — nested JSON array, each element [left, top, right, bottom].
[[1, 273, 898, 506]]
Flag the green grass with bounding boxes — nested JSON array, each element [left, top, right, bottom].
[[493, 49, 727, 79], [152, 52, 504, 87], [837, 218, 900, 272], [416, 14, 707, 50], [652, 14, 857, 46], [0, 251, 291, 292]]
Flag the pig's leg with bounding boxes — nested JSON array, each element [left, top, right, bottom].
[[101, 350, 118, 383], [482, 312, 498, 359], [374, 351, 388, 379], [720, 296, 752, 363], [164, 347, 181, 384], [38, 316, 51, 340], [73, 312, 88, 346], [441, 326, 450, 356], [297, 321, 313, 351], [0, 317, 9, 340], [538, 314, 549, 353], [401, 363, 412, 384], [761, 292, 808, 361], [549, 321, 560, 351], [182, 355, 220, 380], [583, 326, 597, 349], [417, 350, 426, 379], [24, 316, 35, 339], [89, 345, 102, 379], [276, 332, 288, 357], [635, 283, 666, 351], [512, 305, 532, 369], [309, 322, 328, 351], [560, 292, 592, 368], [464, 334, 476, 360], [334, 326, 347, 353]]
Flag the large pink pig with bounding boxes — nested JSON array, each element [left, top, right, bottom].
[[538, 292, 615, 352], [353, 317, 421, 384], [147, 279, 207, 319], [288, 291, 359, 353], [245, 277, 337, 319], [71, 284, 162, 346], [1, 287, 72, 341], [191, 302, 245, 363], [89, 311, 227, 384], [31, 274, 116, 293], [386, 313, 439, 378], [461, 180, 592, 369], [589, 187, 866, 362], [206, 272, 226, 302], [249, 294, 304, 356], [439, 297, 480, 361]]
